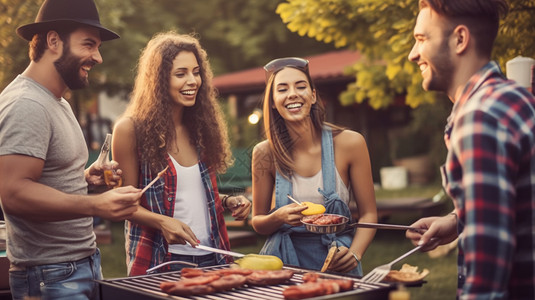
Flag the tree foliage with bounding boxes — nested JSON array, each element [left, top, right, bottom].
[[277, 0, 535, 108], [0, 0, 335, 94]]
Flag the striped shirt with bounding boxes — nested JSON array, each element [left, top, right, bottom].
[[442, 61, 535, 299], [125, 156, 232, 276]]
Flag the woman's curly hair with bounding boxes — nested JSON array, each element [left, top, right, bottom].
[[124, 31, 233, 174]]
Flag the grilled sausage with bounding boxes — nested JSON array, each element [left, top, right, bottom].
[[161, 273, 248, 295], [282, 277, 354, 300], [210, 274, 247, 292], [160, 274, 220, 296], [210, 268, 254, 276], [246, 269, 295, 286], [302, 272, 321, 283], [180, 267, 205, 278], [283, 282, 327, 300]]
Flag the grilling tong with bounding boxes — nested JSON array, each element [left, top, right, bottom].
[[146, 244, 245, 274], [344, 222, 425, 232], [290, 195, 425, 234]]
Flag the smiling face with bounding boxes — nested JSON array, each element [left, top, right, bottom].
[[168, 51, 201, 108], [54, 27, 103, 90], [408, 7, 455, 94], [271, 67, 316, 122]]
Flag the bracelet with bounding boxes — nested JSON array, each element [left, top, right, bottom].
[[349, 251, 361, 265], [221, 194, 231, 209]]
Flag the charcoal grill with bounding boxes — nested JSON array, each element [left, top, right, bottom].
[[98, 264, 394, 300]]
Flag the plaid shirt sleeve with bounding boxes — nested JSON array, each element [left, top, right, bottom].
[[444, 62, 535, 299], [126, 158, 233, 276]]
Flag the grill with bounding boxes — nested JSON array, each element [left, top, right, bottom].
[[98, 265, 394, 300]]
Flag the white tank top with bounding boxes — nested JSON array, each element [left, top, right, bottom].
[[167, 155, 212, 255], [291, 169, 353, 206]]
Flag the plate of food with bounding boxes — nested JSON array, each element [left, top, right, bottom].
[[301, 214, 424, 234], [383, 263, 430, 284], [301, 214, 349, 234]]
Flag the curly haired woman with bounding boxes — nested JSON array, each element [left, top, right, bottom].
[[112, 31, 251, 276]]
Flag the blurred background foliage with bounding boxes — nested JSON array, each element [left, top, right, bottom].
[[277, 0, 535, 108], [0, 0, 336, 95], [1, 0, 533, 109], [1, 0, 533, 182]]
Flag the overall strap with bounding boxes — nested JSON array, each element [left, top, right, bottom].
[[320, 126, 336, 195], [275, 170, 292, 208], [317, 126, 353, 221]]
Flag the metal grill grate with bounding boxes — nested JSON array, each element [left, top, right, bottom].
[[98, 265, 393, 300]]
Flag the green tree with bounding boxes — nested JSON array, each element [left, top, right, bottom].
[[277, 0, 535, 108], [0, 0, 335, 93], [0, 0, 41, 89]]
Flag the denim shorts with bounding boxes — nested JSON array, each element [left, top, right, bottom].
[[9, 249, 103, 300]]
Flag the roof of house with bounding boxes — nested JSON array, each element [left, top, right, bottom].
[[213, 49, 362, 95]]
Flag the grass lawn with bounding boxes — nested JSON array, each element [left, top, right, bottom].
[[99, 183, 458, 299]]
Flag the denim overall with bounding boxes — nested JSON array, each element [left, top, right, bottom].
[[259, 126, 362, 276]]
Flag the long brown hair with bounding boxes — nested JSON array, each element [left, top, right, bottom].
[[262, 65, 342, 177], [124, 31, 232, 174]]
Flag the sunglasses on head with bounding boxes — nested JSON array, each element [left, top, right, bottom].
[[264, 57, 309, 83]]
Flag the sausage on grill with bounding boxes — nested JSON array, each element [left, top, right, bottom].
[[245, 269, 295, 286], [160, 274, 220, 296], [161, 269, 296, 296], [180, 267, 205, 278], [210, 274, 247, 292], [282, 272, 354, 300]]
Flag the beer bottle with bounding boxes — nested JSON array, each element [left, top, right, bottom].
[[95, 133, 122, 188]]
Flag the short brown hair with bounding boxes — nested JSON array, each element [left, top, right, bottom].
[[28, 27, 77, 62], [419, 0, 508, 57]]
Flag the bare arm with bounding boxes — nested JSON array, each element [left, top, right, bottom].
[[329, 130, 378, 273], [112, 117, 140, 190], [112, 118, 198, 246], [251, 141, 306, 235], [0, 154, 140, 222]]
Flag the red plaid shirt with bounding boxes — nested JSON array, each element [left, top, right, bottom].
[[125, 156, 232, 276], [443, 61, 535, 299]]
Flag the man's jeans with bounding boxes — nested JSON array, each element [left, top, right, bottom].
[[9, 249, 103, 300]]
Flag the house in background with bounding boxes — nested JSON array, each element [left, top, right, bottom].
[[213, 49, 411, 192]]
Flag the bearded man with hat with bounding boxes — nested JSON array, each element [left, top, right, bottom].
[[0, 0, 142, 299]]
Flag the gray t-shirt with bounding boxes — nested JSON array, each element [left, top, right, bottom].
[[0, 75, 95, 267]]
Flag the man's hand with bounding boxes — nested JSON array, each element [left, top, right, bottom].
[[92, 186, 141, 221], [86, 160, 123, 190], [406, 214, 459, 251]]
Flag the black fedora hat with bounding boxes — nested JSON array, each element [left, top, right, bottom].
[[16, 0, 119, 41]]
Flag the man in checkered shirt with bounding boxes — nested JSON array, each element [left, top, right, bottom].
[[405, 0, 535, 299]]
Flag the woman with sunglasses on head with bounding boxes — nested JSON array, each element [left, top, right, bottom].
[[251, 58, 377, 275], [112, 31, 251, 276]]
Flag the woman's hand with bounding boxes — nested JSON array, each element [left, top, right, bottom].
[[158, 216, 199, 246], [328, 246, 359, 273], [226, 195, 252, 220], [274, 203, 308, 227]]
